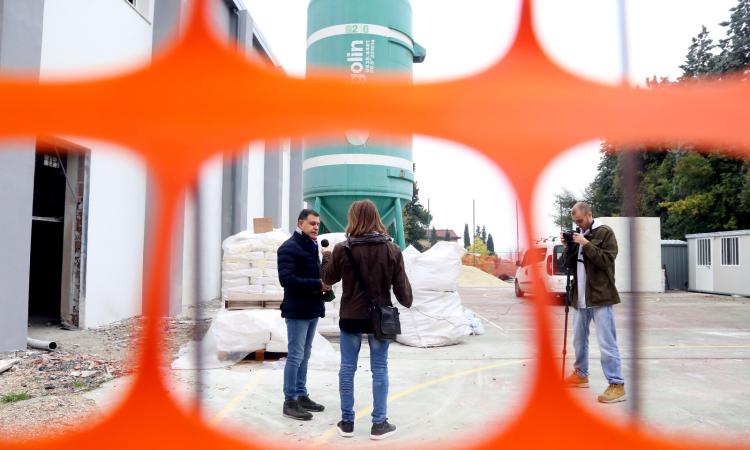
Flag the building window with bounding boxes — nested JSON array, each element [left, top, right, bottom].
[[43, 154, 60, 169], [123, 0, 152, 22], [721, 237, 740, 266], [697, 238, 711, 266]]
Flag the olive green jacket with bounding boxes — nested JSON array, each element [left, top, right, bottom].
[[566, 224, 621, 309]]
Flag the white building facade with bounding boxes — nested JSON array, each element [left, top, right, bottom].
[[0, 0, 302, 351]]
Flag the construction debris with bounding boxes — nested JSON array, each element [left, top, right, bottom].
[[0, 312, 210, 440], [0, 358, 20, 375]]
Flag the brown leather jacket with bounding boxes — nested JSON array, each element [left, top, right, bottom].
[[321, 235, 413, 321]]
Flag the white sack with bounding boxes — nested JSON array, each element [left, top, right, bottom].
[[171, 309, 338, 370], [395, 290, 471, 347], [464, 308, 486, 336], [221, 278, 251, 288], [404, 242, 465, 292], [223, 268, 262, 278]]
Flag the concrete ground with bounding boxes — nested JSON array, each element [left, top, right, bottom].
[[158, 287, 749, 448], [166, 285, 533, 448], [82, 286, 750, 447]]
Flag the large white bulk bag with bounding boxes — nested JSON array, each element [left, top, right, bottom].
[[395, 290, 470, 347], [404, 242, 465, 292]]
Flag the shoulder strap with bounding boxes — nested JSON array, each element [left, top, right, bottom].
[[343, 243, 375, 308]]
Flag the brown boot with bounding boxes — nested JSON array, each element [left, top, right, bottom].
[[597, 384, 626, 403], [564, 371, 589, 388]]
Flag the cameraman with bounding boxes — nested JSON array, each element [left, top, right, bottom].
[[561, 202, 626, 403]]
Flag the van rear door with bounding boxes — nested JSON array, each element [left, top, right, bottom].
[[520, 247, 546, 293]]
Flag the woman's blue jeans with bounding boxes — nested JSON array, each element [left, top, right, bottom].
[[339, 331, 390, 423]]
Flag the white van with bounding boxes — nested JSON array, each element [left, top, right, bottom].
[[514, 238, 569, 299]]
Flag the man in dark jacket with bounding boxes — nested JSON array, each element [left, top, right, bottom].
[[277, 209, 328, 420], [562, 202, 626, 404]]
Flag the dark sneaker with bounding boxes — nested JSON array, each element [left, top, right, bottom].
[[298, 395, 325, 412], [337, 420, 354, 437], [283, 400, 312, 421], [370, 420, 396, 440]]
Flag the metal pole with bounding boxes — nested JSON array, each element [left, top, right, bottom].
[[472, 198, 476, 266], [515, 200, 520, 263], [618, 0, 640, 422], [193, 184, 204, 415]]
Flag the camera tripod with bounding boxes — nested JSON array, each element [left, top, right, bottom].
[[561, 266, 572, 381]]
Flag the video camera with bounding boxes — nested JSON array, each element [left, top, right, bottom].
[[561, 228, 581, 272], [561, 229, 578, 245]]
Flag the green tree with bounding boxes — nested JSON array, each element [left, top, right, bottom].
[[679, 26, 719, 79], [467, 236, 489, 256], [716, 0, 750, 75], [403, 180, 432, 251], [486, 233, 495, 256], [429, 226, 438, 246], [585, 143, 624, 218], [463, 224, 470, 249], [552, 188, 578, 230], [480, 225, 487, 243]]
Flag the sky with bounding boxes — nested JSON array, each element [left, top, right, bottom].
[[244, 0, 737, 254]]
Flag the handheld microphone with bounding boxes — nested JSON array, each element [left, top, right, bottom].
[[321, 239, 329, 248]]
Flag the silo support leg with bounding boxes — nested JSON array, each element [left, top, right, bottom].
[[394, 198, 406, 249]]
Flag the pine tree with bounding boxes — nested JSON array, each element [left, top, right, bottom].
[[463, 224, 470, 249], [717, 0, 750, 75], [486, 233, 495, 256], [679, 26, 719, 79], [585, 142, 623, 218], [552, 188, 578, 230], [429, 226, 438, 246], [403, 180, 432, 251], [481, 225, 487, 243]]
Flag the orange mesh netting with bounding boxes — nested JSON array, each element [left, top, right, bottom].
[[0, 1, 747, 449]]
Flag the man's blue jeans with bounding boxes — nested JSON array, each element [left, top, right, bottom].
[[573, 306, 624, 385], [339, 331, 390, 424], [284, 318, 318, 401]]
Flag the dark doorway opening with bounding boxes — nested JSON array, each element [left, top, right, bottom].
[[27, 139, 88, 328], [28, 150, 67, 325]]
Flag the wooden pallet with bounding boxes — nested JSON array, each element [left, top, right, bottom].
[[225, 299, 282, 310], [246, 350, 287, 362]]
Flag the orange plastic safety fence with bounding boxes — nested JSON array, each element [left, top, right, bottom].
[[0, 1, 747, 449]]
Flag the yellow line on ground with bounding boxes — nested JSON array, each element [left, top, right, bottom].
[[309, 359, 525, 448], [209, 370, 270, 426]]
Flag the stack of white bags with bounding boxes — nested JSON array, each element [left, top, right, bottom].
[[221, 230, 288, 304], [171, 228, 339, 370]]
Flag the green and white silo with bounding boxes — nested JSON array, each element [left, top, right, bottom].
[[304, 0, 425, 248]]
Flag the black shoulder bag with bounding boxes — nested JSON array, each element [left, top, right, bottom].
[[343, 244, 401, 341]]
